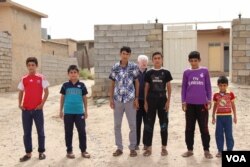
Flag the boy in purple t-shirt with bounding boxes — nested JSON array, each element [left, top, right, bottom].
[[181, 51, 213, 159]]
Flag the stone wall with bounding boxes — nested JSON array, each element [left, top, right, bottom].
[[232, 19, 250, 85], [0, 32, 12, 93], [41, 55, 78, 86], [92, 23, 163, 97]]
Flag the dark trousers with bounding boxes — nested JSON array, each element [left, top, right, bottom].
[[216, 116, 234, 152], [64, 114, 86, 153], [185, 104, 210, 151], [22, 110, 45, 153], [144, 97, 169, 147], [136, 100, 147, 146]]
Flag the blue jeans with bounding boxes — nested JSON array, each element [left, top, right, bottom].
[[216, 116, 234, 152], [22, 110, 45, 153]]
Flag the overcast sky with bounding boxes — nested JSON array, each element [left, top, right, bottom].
[[13, 0, 250, 40]]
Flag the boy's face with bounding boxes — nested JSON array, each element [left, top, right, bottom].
[[138, 60, 148, 69], [189, 58, 200, 69], [218, 83, 228, 93], [68, 70, 79, 81], [152, 54, 163, 67], [120, 51, 130, 63], [26, 62, 37, 74]]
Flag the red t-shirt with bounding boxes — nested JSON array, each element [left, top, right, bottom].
[[18, 73, 49, 110], [213, 91, 235, 116]]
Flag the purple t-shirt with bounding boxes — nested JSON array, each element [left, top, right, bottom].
[[181, 67, 212, 104]]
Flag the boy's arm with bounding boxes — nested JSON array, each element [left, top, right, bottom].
[[35, 88, 49, 110], [205, 70, 212, 109], [165, 82, 172, 112], [18, 90, 25, 110], [232, 101, 237, 124], [181, 72, 187, 111], [134, 79, 139, 109], [144, 82, 149, 112], [59, 95, 64, 119], [212, 103, 217, 124], [83, 95, 88, 119], [109, 80, 115, 109]]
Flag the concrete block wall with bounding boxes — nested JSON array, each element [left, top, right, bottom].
[[41, 55, 78, 86], [92, 23, 163, 97], [0, 32, 12, 93], [232, 19, 250, 85]]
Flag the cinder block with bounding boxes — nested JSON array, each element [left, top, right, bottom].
[[246, 63, 250, 70], [95, 36, 113, 43], [132, 24, 144, 30], [246, 25, 250, 31], [146, 35, 158, 41], [95, 31, 106, 37], [238, 70, 250, 76], [232, 32, 239, 38], [233, 25, 246, 31], [127, 30, 139, 36], [139, 42, 150, 48], [99, 25, 109, 30], [110, 25, 122, 30], [123, 37, 135, 42], [121, 25, 133, 30], [247, 51, 250, 57], [233, 38, 246, 45], [135, 36, 146, 42], [232, 63, 245, 70], [113, 36, 124, 42], [238, 56, 250, 63], [144, 24, 155, 30], [116, 31, 128, 37], [138, 30, 150, 36], [233, 51, 245, 57], [239, 31, 250, 38]]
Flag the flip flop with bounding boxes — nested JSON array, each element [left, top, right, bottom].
[[204, 151, 213, 159], [82, 152, 90, 158], [39, 153, 46, 160], [182, 151, 193, 157], [143, 150, 152, 157]]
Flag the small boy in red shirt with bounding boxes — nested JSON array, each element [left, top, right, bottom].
[[212, 76, 237, 158], [18, 57, 49, 162]]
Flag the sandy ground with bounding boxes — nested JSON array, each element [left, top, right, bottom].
[[0, 79, 250, 167]]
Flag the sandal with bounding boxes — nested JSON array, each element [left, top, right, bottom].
[[204, 151, 213, 159], [82, 152, 90, 158], [143, 150, 152, 157], [161, 148, 168, 156], [39, 153, 46, 160], [143, 146, 148, 150], [216, 152, 222, 158], [20, 155, 31, 162], [66, 152, 75, 159], [113, 149, 123, 157], [130, 150, 137, 157], [182, 151, 193, 157]]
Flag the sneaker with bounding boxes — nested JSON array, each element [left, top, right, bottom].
[[182, 150, 193, 157], [113, 149, 123, 157]]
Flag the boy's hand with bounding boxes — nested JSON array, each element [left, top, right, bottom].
[[19, 105, 25, 110], [84, 112, 88, 119], [212, 116, 216, 124], [134, 98, 139, 109], [233, 116, 237, 124], [35, 104, 44, 110], [59, 111, 64, 119], [144, 102, 148, 112], [182, 103, 187, 112], [165, 100, 170, 112], [207, 101, 212, 110], [110, 100, 114, 109]]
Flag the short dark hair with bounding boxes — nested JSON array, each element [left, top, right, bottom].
[[120, 46, 131, 53], [217, 76, 228, 85], [67, 65, 79, 73], [26, 57, 38, 66], [152, 52, 163, 59], [188, 51, 201, 60]]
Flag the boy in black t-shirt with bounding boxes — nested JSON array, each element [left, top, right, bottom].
[[143, 52, 173, 157]]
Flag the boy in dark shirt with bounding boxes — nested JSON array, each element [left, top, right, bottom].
[[143, 52, 173, 156]]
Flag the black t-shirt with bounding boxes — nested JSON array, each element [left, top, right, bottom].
[[145, 68, 173, 98]]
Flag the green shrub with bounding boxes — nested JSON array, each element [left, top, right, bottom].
[[80, 69, 94, 80]]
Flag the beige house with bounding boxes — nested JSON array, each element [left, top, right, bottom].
[[0, 0, 47, 90]]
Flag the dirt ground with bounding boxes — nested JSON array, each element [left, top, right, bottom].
[[0, 79, 250, 167]]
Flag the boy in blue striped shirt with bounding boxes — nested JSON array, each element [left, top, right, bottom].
[[59, 65, 90, 159]]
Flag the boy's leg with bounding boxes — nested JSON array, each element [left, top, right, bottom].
[[114, 100, 125, 151], [33, 110, 45, 153], [197, 105, 210, 151], [185, 104, 196, 151], [136, 100, 144, 146], [224, 116, 234, 151], [143, 98, 157, 147], [64, 114, 75, 153], [74, 114, 87, 153], [216, 116, 224, 152], [141, 100, 147, 147], [22, 110, 33, 154], [124, 100, 137, 150], [157, 97, 169, 147]]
